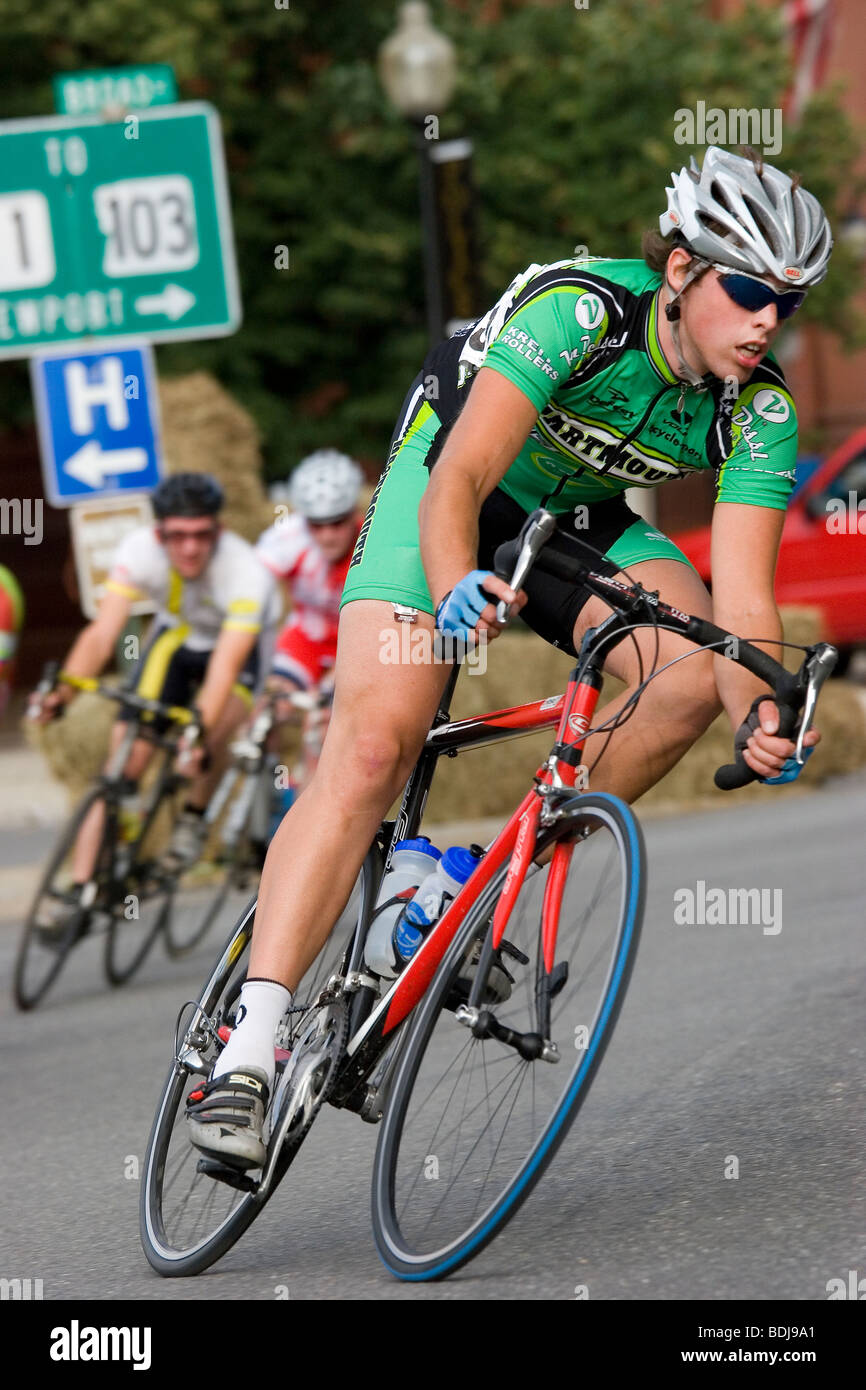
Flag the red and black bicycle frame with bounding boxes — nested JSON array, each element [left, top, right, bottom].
[[330, 606, 624, 1106], [329, 557, 808, 1110]]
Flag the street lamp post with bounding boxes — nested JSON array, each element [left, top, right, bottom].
[[379, 2, 457, 347]]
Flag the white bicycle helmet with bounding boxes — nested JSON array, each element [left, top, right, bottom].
[[660, 148, 833, 287], [288, 450, 363, 522]]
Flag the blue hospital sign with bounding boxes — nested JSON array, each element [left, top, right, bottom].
[[31, 344, 162, 508]]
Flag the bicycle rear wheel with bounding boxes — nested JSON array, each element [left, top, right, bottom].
[[13, 788, 105, 1010], [140, 860, 371, 1277], [371, 792, 645, 1280]]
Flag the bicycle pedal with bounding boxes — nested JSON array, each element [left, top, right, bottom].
[[195, 1156, 259, 1192]]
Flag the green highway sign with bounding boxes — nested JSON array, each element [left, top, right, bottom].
[[53, 66, 178, 116], [0, 103, 241, 359]]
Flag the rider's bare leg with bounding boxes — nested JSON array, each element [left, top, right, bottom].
[[249, 601, 453, 992]]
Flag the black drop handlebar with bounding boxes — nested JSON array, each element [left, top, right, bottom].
[[493, 509, 837, 791]]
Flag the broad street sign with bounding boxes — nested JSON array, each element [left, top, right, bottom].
[[53, 66, 178, 116], [0, 103, 241, 359], [31, 344, 162, 508]]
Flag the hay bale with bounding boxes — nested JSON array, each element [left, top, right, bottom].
[[158, 372, 274, 540], [31, 689, 115, 803], [422, 630, 574, 823]]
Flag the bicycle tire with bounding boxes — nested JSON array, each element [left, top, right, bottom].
[[13, 786, 108, 1011], [371, 792, 645, 1281], [103, 776, 174, 986], [164, 768, 261, 959], [140, 860, 372, 1277], [139, 903, 268, 1276]]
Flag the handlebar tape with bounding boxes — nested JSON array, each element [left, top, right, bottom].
[[714, 695, 799, 791]]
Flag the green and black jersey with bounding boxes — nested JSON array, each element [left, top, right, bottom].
[[427, 257, 797, 511], [343, 257, 798, 617]]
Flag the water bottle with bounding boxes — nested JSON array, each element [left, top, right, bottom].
[[118, 788, 146, 843], [393, 846, 480, 968], [365, 838, 441, 978]]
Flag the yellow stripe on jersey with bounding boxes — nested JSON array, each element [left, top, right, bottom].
[[167, 569, 184, 616], [226, 598, 262, 616], [135, 624, 191, 701], [105, 579, 145, 600], [222, 618, 262, 634]]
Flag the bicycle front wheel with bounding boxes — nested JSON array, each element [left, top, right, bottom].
[[371, 792, 645, 1281], [140, 859, 372, 1277], [13, 787, 105, 1010]]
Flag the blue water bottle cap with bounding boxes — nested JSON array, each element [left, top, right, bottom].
[[395, 837, 441, 860], [441, 846, 479, 885]]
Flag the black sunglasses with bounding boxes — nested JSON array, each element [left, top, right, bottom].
[[714, 267, 806, 321]]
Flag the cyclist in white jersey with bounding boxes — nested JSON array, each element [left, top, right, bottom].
[[29, 473, 278, 899]]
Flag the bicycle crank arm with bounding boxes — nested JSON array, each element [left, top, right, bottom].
[[257, 998, 348, 1200], [455, 1004, 560, 1062]]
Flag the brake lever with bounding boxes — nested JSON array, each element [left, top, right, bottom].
[[793, 643, 837, 764], [495, 509, 557, 624]]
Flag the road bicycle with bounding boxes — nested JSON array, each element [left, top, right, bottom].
[[13, 670, 201, 1009], [139, 509, 836, 1281]]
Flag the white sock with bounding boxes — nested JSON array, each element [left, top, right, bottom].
[[214, 978, 292, 1093]]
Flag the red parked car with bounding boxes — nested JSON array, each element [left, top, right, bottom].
[[673, 426, 866, 672]]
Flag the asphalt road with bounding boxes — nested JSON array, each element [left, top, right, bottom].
[[0, 774, 863, 1302]]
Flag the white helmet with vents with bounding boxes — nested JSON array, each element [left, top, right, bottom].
[[288, 450, 363, 522], [660, 147, 832, 287]]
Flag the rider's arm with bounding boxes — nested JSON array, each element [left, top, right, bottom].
[[710, 501, 818, 778], [63, 588, 134, 686], [195, 627, 260, 732], [197, 543, 276, 733], [418, 367, 539, 628]]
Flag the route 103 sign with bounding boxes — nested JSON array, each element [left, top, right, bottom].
[[0, 103, 240, 358]]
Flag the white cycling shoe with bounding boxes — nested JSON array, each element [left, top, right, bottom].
[[186, 1067, 270, 1171]]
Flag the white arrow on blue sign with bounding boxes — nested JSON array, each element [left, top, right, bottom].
[[30, 344, 162, 508]]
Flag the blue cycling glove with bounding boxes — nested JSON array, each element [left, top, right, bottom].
[[735, 695, 814, 785], [435, 571, 497, 639], [759, 746, 814, 785]]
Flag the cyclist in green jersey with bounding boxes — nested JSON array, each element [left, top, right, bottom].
[[188, 149, 833, 1170]]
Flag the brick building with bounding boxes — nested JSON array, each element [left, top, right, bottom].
[[651, 0, 866, 536]]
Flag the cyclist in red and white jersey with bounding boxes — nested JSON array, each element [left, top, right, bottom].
[[256, 450, 364, 695]]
